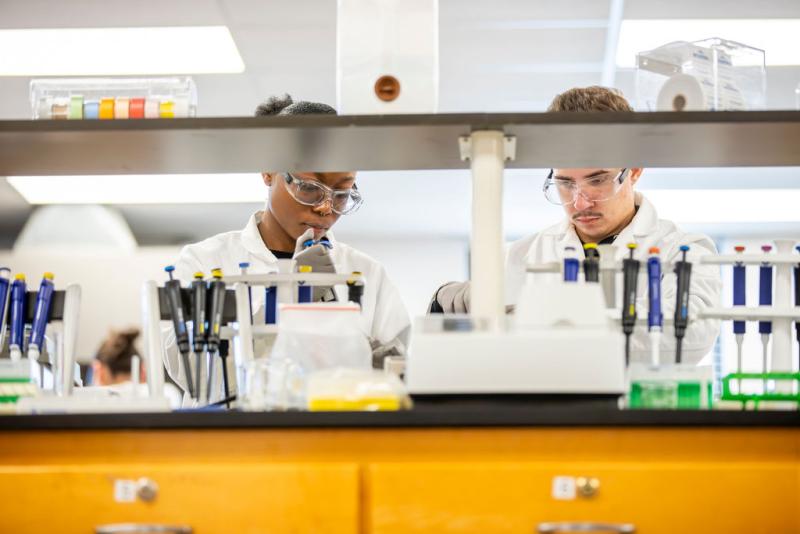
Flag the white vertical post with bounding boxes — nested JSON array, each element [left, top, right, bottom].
[[772, 239, 795, 392], [468, 130, 507, 331], [57, 284, 81, 396], [233, 283, 255, 392], [141, 281, 165, 398]]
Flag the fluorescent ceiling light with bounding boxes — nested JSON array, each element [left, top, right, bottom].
[[0, 26, 245, 76], [7, 175, 264, 204], [616, 19, 800, 67], [644, 189, 800, 224]]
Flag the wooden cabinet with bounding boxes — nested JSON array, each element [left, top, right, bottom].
[[0, 462, 359, 534], [367, 461, 799, 533]]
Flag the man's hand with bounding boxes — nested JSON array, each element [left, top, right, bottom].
[[429, 281, 471, 314]]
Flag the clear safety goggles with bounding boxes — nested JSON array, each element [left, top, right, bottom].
[[543, 168, 629, 206], [282, 172, 363, 215]]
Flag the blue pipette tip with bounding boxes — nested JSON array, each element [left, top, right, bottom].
[[302, 239, 315, 248], [238, 262, 250, 268]]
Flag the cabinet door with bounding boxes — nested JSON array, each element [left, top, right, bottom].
[[0, 462, 359, 534], [367, 461, 799, 533]]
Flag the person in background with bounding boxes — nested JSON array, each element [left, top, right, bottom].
[[164, 94, 411, 397], [431, 86, 722, 365], [92, 328, 144, 386]]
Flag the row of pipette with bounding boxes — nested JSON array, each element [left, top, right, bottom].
[[162, 262, 366, 407], [563, 243, 693, 366], [0, 269, 56, 378], [731, 244, 800, 384]]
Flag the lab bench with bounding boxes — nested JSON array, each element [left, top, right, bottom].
[[1, 402, 798, 533]]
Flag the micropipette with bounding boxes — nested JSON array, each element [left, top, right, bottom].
[[0, 268, 11, 353], [191, 272, 207, 401], [563, 246, 579, 282], [582, 243, 600, 283], [795, 245, 800, 371], [164, 265, 194, 399], [347, 272, 364, 307], [9, 274, 26, 362], [673, 245, 692, 364], [27, 273, 55, 380], [759, 245, 773, 392], [205, 268, 226, 403], [298, 265, 313, 303], [732, 246, 746, 391], [621, 243, 640, 365], [647, 247, 663, 367]]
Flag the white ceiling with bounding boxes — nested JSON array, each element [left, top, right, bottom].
[[1, 0, 799, 246]]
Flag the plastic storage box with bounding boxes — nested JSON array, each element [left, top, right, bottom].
[[30, 77, 197, 120], [636, 38, 766, 111]]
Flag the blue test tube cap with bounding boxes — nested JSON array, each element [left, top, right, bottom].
[[796, 245, 800, 253], [238, 262, 250, 268], [164, 265, 176, 273], [302, 239, 315, 248], [679, 245, 690, 252]]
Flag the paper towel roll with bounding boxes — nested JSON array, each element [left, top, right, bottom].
[[656, 73, 706, 111]]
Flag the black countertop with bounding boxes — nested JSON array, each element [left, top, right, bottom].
[[1, 397, 798, 431]]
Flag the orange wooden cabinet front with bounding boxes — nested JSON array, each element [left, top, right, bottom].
[[366, 461, 800, 534], [0, 462, 360, 534]]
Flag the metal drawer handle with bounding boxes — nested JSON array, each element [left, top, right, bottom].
[[538, 522, 636, 533], [95, 524, 192, 534]]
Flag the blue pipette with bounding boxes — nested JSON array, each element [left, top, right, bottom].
[[0, 268, 11, 353], [27, 273, 55, 366], [759, 244, 773, 391], [647, 247, 663, 367], [298, 265, 313, 303], [9, 274, 26, 362], [732, 246, 746, 388], [563, 246, 579, 282]]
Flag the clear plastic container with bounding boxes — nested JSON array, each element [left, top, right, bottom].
[[636, 38, 766, 111], [29, 77, 197, 120]]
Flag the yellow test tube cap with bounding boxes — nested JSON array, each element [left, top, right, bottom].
[[627, 243, 637, 250], [193, 272, 204, 279], [43, 272, 54, 280], [583, 242, 598, 250], [14, 273, 25, 280], [211, 268, 223, 278], [299, 265, 313, 273]]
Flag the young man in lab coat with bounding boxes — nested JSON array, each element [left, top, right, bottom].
[[432, 86, 722, 365], [164, 95, 410, 396]]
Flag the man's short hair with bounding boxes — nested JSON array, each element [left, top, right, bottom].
[[548, 86, 633, 112]]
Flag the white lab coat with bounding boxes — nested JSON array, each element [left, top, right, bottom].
[[162, 211, 411, 396], [505, 192, 722, 365]]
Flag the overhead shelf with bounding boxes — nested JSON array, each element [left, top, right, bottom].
[[1, 111, 799, 175]]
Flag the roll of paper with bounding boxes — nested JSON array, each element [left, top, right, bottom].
[[656, 73, 707, 111]]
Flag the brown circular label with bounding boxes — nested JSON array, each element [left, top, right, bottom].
[[374, 75, 401, 102]]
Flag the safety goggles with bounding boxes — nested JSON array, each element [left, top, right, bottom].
[[282, 173, 363, 215], [543, 168, 629, 206]]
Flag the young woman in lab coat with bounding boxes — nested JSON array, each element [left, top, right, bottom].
[[432, 86, 722, 365], [164, 95, 410, 394]]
